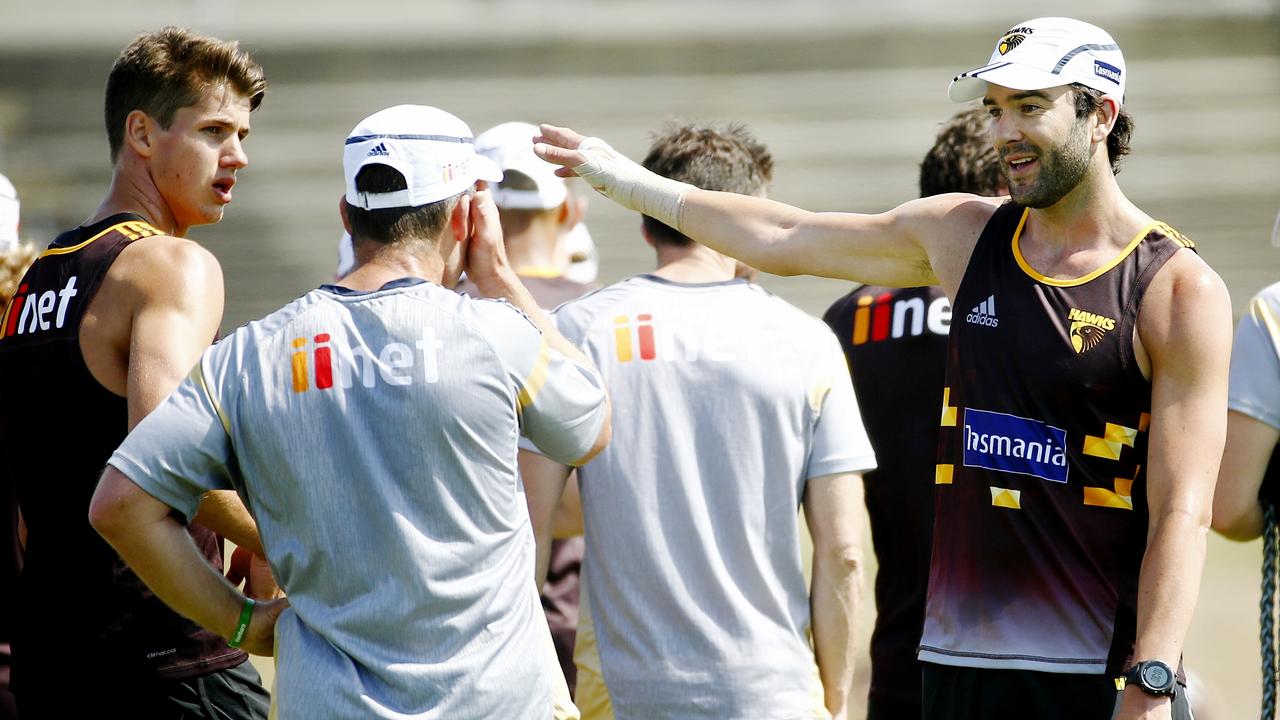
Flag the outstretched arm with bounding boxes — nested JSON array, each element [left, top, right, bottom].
[[533, 124, 994, 294]]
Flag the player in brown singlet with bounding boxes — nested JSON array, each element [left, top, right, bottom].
[[0, 29, 274, 717], [821, 107, 1004, 720], [535, 16, 1229, 720]]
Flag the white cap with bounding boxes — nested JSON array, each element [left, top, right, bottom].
[[949, 18, 1125, 104], [0, 173, 19, 252], [475, 121, 569, 210], [343, 105, 503, 211]]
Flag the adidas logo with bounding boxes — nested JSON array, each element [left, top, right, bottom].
[[966, 294, 999, 328], [366, 142, 390, 157]]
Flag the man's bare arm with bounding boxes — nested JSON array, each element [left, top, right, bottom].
[[533, 124, 996, 295], [519, 449, 573, 587], [803, 471, 865, 720], [1118, 253, 1232, 719], [1212, 411, 1279, 541], [116, 237, 263, 552]]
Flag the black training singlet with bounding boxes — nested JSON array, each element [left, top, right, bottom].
[[919, 201, 1193, 676], [0, 214, 246, 693], [823, 285, 949, 707]]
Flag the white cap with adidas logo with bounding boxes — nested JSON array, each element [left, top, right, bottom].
[[948, 17, 1126, 105], [343, 105, 504, 211]]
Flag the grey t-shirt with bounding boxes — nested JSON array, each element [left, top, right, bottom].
[[1230, 281, 1280, 429], [531, 275, 876, 719], [110, 278, 607, 719]]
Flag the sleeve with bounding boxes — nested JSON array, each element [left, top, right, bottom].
[[1228, 284, 1280, 430], [806, 330, 878, 479], [489, 303, 608, 465], [106, 352, 238, 521]]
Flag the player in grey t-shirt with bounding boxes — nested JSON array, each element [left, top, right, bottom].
[[521, 122, 876, 720], [89, 105, 610, 719]]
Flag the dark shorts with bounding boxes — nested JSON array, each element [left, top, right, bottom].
[[16, 658, 269, 719], [867, 694, 922, 720], [922, 663, 1193, 720]]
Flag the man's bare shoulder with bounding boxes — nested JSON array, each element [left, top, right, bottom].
[[107, 234, 224, 305], [895, 193, 1007, 297]]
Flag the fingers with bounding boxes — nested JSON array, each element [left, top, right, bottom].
[[534, 123, 588, 172]]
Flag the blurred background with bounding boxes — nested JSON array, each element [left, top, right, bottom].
[[1, 1, 1277, 717]]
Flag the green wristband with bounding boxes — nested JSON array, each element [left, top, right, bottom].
[[228, 597, 256, 648]]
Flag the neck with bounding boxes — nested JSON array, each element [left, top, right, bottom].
[[651, 242, 737, 283], [1025, 160, 1147, 252], [341, 237, 447, 291], [90, 158, 183, 236], [505, 217, 568, 275]]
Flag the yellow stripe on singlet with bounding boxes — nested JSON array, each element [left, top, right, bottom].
[[1011, 208, 1159, 288], [39, 220, 163, 258]]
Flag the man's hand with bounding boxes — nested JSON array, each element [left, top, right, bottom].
[[226, 545, 283, 600], [240, 595, 290, 657], [462, 188, 518, 298], [534, 124, 692, 230], [1113, 685, 1173, 720]]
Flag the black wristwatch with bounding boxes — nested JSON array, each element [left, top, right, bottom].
[[1122, 660, 1176, 698]]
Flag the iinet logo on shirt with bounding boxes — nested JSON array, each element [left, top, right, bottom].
[[0, 276, 79, 340], [611, 312, 795, 365], [289, 328, 444, 393], [851, 291, 950, 344]]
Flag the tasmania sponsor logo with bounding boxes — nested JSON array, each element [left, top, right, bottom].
[[850, 291, 950, 345], [1067, 307, 1116, 354], [963, 408, 1069, 483], [1094, 60, 1122, 85], [289, 327, 444, 393], [965, 295, 999, 328], [0, 276, 79, 340]]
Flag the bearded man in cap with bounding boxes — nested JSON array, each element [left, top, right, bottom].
[[90, 104, 611, 718], [534, 17, 1226, 720]]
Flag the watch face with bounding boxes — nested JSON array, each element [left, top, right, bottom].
[[1141, 663, 1173, 690]]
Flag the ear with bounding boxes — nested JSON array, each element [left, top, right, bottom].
[[123, 110, 156, 159], [338, 196, 352, 233], [1092, 96, 1120, 144], [558, 196, 582, 230], [448, 193, 472, 244]]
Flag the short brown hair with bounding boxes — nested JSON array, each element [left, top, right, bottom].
[[105, 27, 267, 162], [1072, 84, 1133, 175], [641, 122, 773, 247], [918, 107, 1005, 198], [345, 164, 455, 245]]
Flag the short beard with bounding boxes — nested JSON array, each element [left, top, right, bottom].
[[1005, 125, 1093, 209]]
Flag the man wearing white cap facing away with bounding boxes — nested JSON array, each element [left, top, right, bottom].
[[90, 104, 610, 718], [534, 17, 1224, 720]]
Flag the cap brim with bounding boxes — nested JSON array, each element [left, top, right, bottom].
[[948, 62, 1073, 102], [472, 155, 504, 184]]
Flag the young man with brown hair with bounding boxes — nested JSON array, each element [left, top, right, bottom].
[[537, 17, 1227, 720], [522, 121, 875, 720], [0, 28, 271, 717]]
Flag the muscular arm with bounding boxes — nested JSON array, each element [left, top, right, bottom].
[[1119, 253, 1232, 718], [114, 238, 263, 552], [533, 124, 996, 294], [1212, 412, 1280, 541], [88, 466, 287, 655], [803, 472, 865, 720]]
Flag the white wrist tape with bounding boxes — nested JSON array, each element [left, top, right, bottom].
[[573, 136, 694, 232]]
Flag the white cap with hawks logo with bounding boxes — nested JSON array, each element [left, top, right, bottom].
[[343, 105, 503, 210], [948, 17, 1126, 104]]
